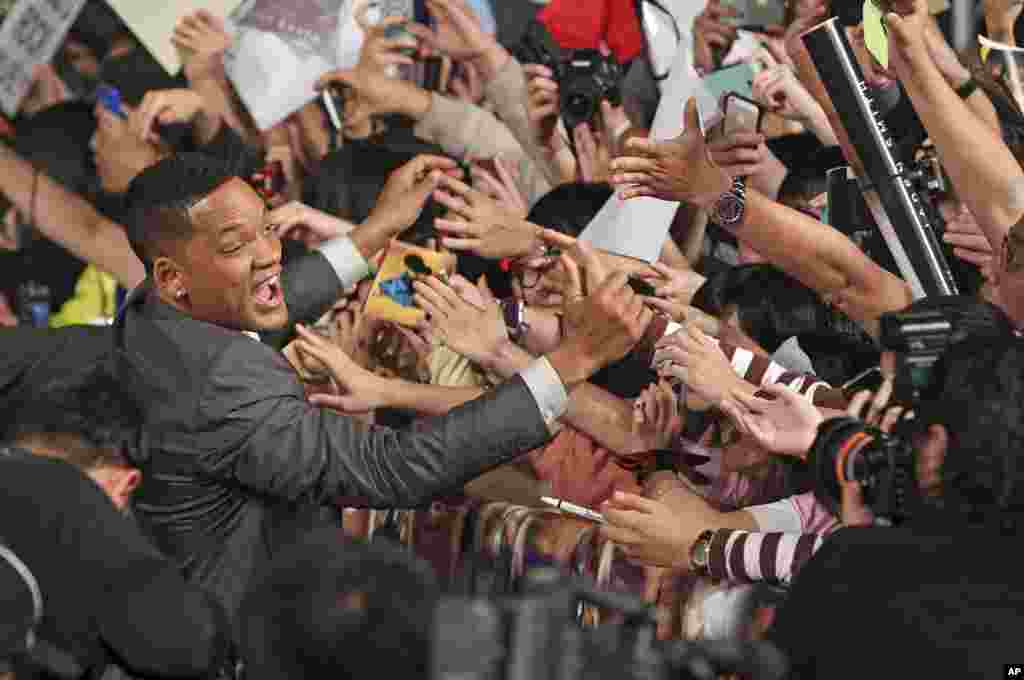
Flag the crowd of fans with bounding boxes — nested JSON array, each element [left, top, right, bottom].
[[2, 0, 1024, 678]]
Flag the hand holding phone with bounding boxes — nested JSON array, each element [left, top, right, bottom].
[[720, 92, 764, 137]]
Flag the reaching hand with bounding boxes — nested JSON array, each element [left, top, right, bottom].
[[134, 88, 207, 143], [783, 0, 829, 66], [470, 156, 529, 218], [751, 65, 821, 122], [269, 201, 355, 247], [706, 130, 768, 179], [942, 204, 996, 273], [610, 98, 732, 207], [718, 383, 823, 458], [638, 261, 706, 306], [653, 324, 740, 408], [885, 0, 934, 82], [294, 324, 391, 414], [692, 0, 740, 73], [547, 235, 653, 384], [524, 64, 565, 156], [632, 380, 684, 451], [412, 273, 509, 368], [449, 60, 485, 105], [172, 10, 232, 83], [409, 0, 492, 60], [434, 174, 541, 258], [356, 14, 418, 72], [600, 491, 715, 569], [573, 121, 611, 183], [367, 154, 459, 237], [642, 298, 721, 335]]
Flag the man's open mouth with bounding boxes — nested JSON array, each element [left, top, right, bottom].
[[253, 273, 283, 308]]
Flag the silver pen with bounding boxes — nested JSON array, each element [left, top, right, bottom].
[[540, 496, 606, 524]]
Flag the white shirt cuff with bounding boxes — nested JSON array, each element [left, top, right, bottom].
[[316, 236, 372, 290], [746, 497, 804, 533], [518, 356, 569, 433]]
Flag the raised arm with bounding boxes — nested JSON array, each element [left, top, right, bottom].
[[609, 100, 911, 335], [0, 145, 145, 289], [888, 1, 1024, 247]]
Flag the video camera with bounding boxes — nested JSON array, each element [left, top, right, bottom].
[[432, 568, 788, 680], [516, 22, 624, 150], [807, 307, 955, 524]]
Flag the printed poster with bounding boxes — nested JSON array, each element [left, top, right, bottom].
[[0, 0, 87, 117]]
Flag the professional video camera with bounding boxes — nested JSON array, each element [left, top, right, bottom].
[[432, 568, 788, 680], [808, 307, 955, 524], [515, 21, 624, 145]]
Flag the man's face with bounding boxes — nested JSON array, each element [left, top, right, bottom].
[[161, 179, 287, 331], [91, 103, 162, 193]]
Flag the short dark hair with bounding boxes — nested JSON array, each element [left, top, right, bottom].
[[691, 264, 878, 383], [239, 530, 440, 680], [0, 357, 142, 470], [123, 153, 237, 272], [915, 335, 1024, 527], [527, 182, 613, 237]]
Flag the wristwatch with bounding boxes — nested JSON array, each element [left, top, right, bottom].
[[710, 176, 746, 228], [500, 298, 529, 342], [689, 529, 715, 575]]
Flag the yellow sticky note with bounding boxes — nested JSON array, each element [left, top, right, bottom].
[[862, 0, 889, 69]]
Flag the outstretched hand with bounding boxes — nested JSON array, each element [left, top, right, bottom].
[[719, 383, 823, 458], [610, 98, 732, 208], [413, 273, 508, 369], [434, 174, 541, 258], [366, 154, 460, 237], [293, 324, 390, 414]]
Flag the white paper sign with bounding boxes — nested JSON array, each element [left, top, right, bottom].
[[105, 0, 241, 75], [0, 0, 87, 117], [225, 0, 362, 131], [578, 35, 717, 262]]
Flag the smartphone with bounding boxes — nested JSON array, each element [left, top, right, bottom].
[[741, 0, 786, 31], [720, 92, 764, 137], [841, 366, 885, 399], [702, 62, 756, 106], [320, 85, 346, 131]]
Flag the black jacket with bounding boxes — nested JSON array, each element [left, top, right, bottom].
[[768, 526, 1024, 680], [112, 253, 553, 619], [0, 454, 230, 679]]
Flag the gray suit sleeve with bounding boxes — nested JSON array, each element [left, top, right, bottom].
[[196, 344, 553, 507]]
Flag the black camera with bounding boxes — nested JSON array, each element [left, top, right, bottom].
[[809, 416, 918, 525], [515, 21, 624, 142], [559, 49, 623, 134], [432, 568, 788, 680], [879, 308, 953, 406]]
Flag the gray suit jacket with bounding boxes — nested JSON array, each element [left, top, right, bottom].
[[113, 250, 553, 618]]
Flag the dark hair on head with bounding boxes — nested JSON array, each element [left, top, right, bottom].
[[914, 334, 1024, 529], [691, 264, 879, 384], [777, 168, 826, 210], [239, 529, 440, 680], [13, 101, 97, 196], [0, 356, 142, 470], [526, 182, 613, 237], [123, 152, 238, 272]]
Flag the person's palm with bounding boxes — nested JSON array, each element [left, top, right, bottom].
[[720, 384, 823, 458], [414, 274, 508, 368]]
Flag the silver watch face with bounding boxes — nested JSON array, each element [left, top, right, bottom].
[[715, 193, 744, 225]]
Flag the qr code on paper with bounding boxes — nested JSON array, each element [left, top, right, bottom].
[[11, 5, 54, 58]]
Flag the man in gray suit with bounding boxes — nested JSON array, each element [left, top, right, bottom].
[[113, 152, 651, 619]]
